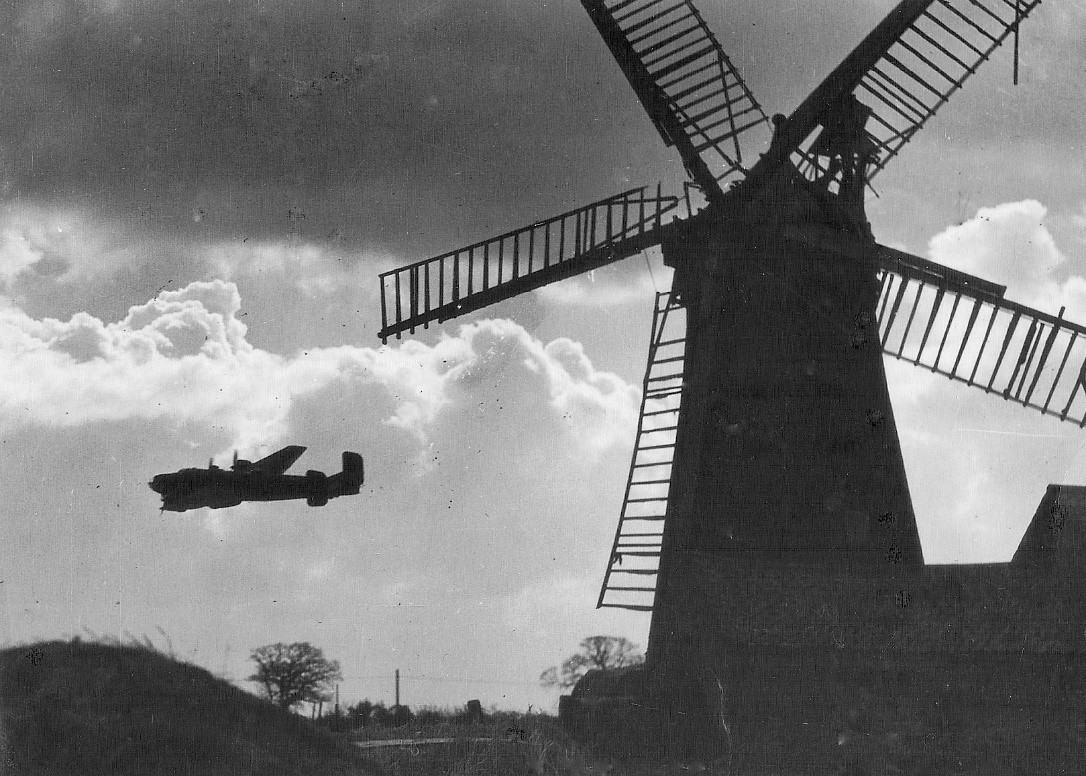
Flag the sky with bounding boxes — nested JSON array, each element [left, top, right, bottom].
[[1, 0, 1084, 713]]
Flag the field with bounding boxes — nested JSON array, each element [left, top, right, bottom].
[[345, 713, 740, 776]]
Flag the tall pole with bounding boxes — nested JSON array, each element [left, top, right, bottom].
[[395, 669, 400, 707]]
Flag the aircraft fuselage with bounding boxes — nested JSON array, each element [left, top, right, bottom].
[[149, 450, 363, 512]]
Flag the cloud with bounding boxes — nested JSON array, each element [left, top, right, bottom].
[[928, 200, 1086, 315], [0, 200, 396, 363], [0, 0, 625, 252], [0, 200, 375, 293], [0, 280, 639, 458], [207, 239, 366, 299], [929, 200, 1060, 284], [1, 279, 297, 448], [537, 337, 640, 453], [0, 202, 135, 286], [375, 317, 640, 456], [478, 320, 641, 455], [4, 0, 383, 191], [0, 208, 52, 283]]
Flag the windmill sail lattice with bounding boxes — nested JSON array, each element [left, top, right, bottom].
[[598, 291, 686, 612], [378, 186, 678, 341], [777, 0, 1042, 187], [857, 0, 1041, 181], [581, 0, 771, 197], [878, 266, 1086, 425]]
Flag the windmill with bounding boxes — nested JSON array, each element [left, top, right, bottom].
[[376, 0, 1085, 767]]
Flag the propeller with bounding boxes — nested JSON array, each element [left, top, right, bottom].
[[231, 450, 253, 471]]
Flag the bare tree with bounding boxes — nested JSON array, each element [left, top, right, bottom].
[[540, 635, 643, 689], [248, 641, 342, 710]]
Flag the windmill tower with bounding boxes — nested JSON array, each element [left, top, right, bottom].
[[377, 0, 1086, 768]]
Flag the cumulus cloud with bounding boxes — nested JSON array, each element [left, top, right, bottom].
[[1, 280, 303, 447], [0, 280, 639, 457], [928, 200, 1086, 315], [527, 340, 639, 452], [373, 317, 639, 455]]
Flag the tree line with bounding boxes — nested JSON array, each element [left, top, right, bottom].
[[248, 635, 643, 720]]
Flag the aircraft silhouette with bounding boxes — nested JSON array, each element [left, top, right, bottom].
[[149, 446, 364, 512]]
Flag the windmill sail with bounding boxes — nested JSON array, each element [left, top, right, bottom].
[[378, 186, 678, 341], [580, 0, 771, 199], [854, 0, 1042, 180], [598, 291, 686, 612], [878, 257, 1086, 426], [755, 0, 1042, 188]]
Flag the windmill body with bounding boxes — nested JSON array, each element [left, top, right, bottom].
[[376, 0, 1086, 768], [647, 169, 924, 662]]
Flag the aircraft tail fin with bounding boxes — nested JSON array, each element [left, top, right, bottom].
[[329, 451, 364, 497]]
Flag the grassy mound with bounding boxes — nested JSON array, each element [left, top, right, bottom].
[[0, 638, 378, 776]]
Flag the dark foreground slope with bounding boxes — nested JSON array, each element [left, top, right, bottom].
[[0, 638, 378, 776]]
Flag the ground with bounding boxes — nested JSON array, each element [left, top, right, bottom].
[[0, 637, 729, 776]]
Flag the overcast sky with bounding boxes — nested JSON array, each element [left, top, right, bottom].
[[1, 0, 1085, 712]]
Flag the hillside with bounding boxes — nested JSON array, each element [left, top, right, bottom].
[[0, 638, 379, 776]]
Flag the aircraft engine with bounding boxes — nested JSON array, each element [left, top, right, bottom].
[[306, 469, 329, 507]]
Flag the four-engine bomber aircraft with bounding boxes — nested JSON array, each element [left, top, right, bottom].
[[149, 446, 364, 512]]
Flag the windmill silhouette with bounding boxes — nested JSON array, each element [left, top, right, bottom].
[[377, 0, 1086, 766]]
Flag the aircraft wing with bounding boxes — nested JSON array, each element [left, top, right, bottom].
[[250, 446, 307, 474]]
